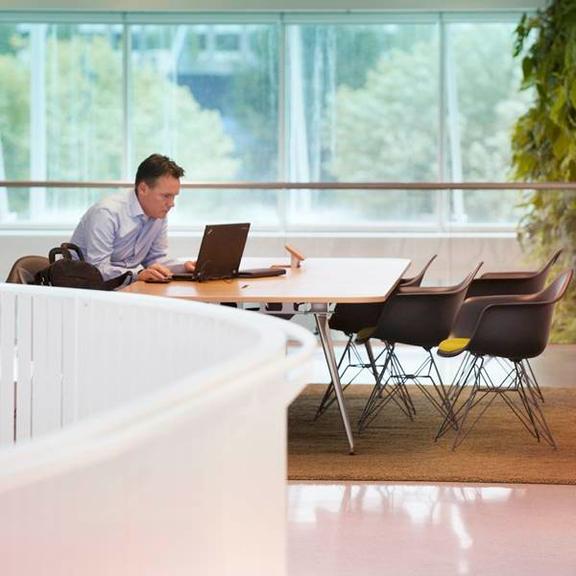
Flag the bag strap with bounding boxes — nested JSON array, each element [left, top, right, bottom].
[[60, 242, 85, 261], [102, 271, 133, 291], [49, 246, 72, 264]]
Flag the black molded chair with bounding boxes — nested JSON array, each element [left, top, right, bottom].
[[466, 250, 562, 298], [436, 269, 573, 449], [6, 255, 50, 284], [357, 262, 483, 431], [447, 249, 563, 405], [314, 255, 437, 420]]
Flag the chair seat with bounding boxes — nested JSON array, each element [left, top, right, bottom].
[[355, 326, 376, 345], [438, 337, 470, 357]]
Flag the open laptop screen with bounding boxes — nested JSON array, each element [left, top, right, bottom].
[[188, 222, 250, 281]]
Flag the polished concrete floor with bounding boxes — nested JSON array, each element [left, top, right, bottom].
[[287, 482, 576, 576], [287, 344, 576, 576]]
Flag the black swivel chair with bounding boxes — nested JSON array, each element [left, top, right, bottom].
[[6, 255, 50, 285], [357, 262, 483, 432], [314, 255, 438, 420], [436, 269, 573, 449]]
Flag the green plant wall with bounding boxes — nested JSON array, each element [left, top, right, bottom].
[[512, 0, 576, 342]]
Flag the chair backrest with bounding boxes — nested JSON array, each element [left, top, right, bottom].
[[537, 248, 563, 276], [5, 255, 50, 285], [469, 269, 573, 360], [534, 267, 573, 303], [400, 254, 437, 287], [468, 249, 563, 298], [373, 262, 483, 348], [328, 255, 439, 335], [453, 262, 484, 293]]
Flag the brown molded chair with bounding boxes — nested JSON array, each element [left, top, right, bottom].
[[466, 250, 562, 298], [436, 269, 573, 449], [357, 262, 483, 432], [443, 249, 563, 407], [314, 255, 438, 420], [6, 255, 50, 285]]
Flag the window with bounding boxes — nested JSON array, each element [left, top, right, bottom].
[[215, 32, 240, 52], [130, 23, 279, 226], [0, 22, 123, 224], [286, 21, 439, 226], [0, 13, 532, 230], [444, 19, 530, 225]]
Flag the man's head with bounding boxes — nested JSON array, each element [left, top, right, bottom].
[[135, 154, 185, 219]]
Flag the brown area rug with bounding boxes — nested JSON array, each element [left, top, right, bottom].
[[288, 385, 576, 484]]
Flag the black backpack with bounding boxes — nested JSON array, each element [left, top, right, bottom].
[[36, 243, 131, 290]]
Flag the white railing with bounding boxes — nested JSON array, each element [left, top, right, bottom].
[[0, 284, 316, 576], [2, 180, 574, 234], [3, 179, 576, 189]]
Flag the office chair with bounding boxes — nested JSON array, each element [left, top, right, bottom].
[[448, 249, 563, 405], [6, 255, 50, 285], [314, 255, 438, 421], [357, 262, 483, 432], [436, 269, 573, 449]]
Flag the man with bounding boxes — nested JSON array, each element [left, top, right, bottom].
[[71, 154, 195, 283]]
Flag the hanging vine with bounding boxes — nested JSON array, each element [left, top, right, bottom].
[[512, 0, 576, 342]]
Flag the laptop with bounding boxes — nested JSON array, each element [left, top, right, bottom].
[[171, 223, 287, 282], [172, 223, 251, 282]]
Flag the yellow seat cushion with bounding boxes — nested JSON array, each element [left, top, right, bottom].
[[438, 337, 470, 357], [355, 326, 377, 344]]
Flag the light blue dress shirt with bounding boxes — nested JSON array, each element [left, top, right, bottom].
[[70, 190, 183, 282]]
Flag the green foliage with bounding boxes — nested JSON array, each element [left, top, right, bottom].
[[0, 25, 20, 54], [512, 0, 576, 343], [0, 52, 30, 213]]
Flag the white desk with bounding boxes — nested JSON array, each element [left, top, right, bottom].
[[123, 257, 410, 453]]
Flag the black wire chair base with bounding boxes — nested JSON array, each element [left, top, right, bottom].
[[437, 356, 556, 450], [313, 336, 388, 421], [358, 346, 455, 433]]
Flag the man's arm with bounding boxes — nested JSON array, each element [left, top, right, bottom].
[[141, 220, 195, 274]]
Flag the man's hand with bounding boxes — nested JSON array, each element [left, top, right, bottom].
[[138, 263, 173, 282], [184, 260, 196, 272]]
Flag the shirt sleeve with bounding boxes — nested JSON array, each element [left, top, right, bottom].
[[81, 207, 142, 282], [141, 219, 185, 273]]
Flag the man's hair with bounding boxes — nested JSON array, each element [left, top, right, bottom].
[[135, 154, 185, 189]]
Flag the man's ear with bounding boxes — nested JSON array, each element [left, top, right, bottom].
[[136, 181, 148, 198]]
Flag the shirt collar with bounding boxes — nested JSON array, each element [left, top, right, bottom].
[[128, 189, 148, 221]]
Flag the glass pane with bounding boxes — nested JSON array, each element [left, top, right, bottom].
[[445, 22, 531, 224], [130, 24, 279, 224], [170, 187, 280, 227], [3, 186, 115, 225], [130, 24, 278, 181], [288, 188, 437, 227], [0, 23, 31, 223], [45, 24, 124, 181], [0, 23, 123, 224], [449, 189, 524, 226], [286, 23, 440, 226]]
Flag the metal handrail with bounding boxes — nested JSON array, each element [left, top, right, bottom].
[[1, 180, 576, 190]]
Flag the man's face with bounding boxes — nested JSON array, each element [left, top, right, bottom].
[[137, 175, 180, 219]]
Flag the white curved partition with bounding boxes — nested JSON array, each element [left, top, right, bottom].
[[0, 284, 316, 576]]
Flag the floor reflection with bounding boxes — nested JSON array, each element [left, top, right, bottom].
[[287, 482, 576, 576]]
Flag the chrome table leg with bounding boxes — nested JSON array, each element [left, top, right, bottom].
[[312, 304, 355, 454]]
